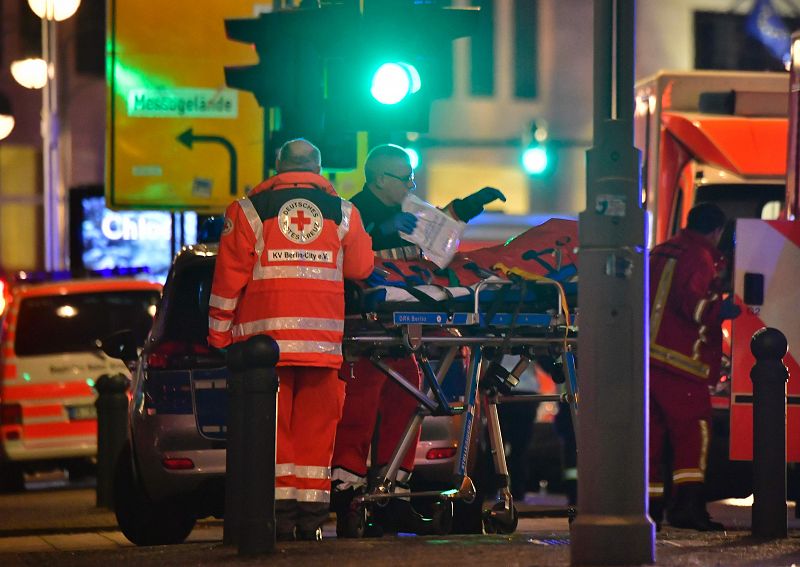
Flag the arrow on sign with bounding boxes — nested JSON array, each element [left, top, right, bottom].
[[177, 128, 238, 196]]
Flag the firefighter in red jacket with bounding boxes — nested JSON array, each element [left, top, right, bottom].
[[648, 202, 741, 532], [330, 143, 505, 536], [208, 139, 373, 541]]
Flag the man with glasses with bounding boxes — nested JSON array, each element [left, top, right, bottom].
[[331, 143, 505, 537]]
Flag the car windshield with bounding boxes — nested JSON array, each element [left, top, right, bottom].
[[14, 290, 160, 356]]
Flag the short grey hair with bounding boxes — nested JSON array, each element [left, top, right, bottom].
[[364, 144, 411, 184], [277, 138, 321, 172]]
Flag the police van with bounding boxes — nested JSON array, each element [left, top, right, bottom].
[[0, 271, 161, 490]]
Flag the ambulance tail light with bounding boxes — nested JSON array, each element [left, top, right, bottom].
[[0, 403, 22, 426]]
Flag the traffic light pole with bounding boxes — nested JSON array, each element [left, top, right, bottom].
[[570, 1, 655, 565]]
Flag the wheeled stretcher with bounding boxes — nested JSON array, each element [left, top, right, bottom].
[[342, 273, 579, 536]]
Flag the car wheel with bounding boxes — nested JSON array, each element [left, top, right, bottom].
[[114, 443, 196, 545], [0, 461, 25, 493]]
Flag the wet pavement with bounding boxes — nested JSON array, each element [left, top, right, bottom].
[[1, 478, 799, 566]]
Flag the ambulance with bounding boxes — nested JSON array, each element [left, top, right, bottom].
[[0, 272, 161, 490], [634, 68, 800, 499]]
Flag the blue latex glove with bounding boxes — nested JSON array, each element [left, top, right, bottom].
[[378, 212, 417, 236], [718, 297, 742, 321]]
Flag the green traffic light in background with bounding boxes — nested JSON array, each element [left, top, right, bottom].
[[522, 146, 549, 175], [370, 62, 421, 105]]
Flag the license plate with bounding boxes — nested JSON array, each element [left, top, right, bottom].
[[67, 405, 97, 421]]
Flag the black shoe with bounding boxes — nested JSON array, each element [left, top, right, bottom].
[[667, 508, 724, 531], [332, 487, 355, 537], [333, 487, 363, 538], [666, 484, 725, 532], [296, 527, 323, 541], [276, 528, 296, 542], [667, 507, 724, 531]]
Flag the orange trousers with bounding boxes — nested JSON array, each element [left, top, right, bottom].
[[275, 366, 345, 505], [331, 357, 422, 488]]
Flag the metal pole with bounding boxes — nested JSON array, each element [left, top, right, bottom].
[[571, 0, 655, 564], [223, 343, 245, 546], [750, 327, 789, 539], [94, 373, 129, 509], [42, 2, 64, 271], [237, 335, 280, 556]]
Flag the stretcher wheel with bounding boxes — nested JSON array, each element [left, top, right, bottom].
[[430, 500, 454, 535], [482, 501, 518, 535]]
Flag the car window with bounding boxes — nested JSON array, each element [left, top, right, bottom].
[[159, 261, 216, 345], [14, 290, 160, 356]]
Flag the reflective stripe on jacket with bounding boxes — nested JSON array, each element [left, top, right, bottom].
[[207, 171, 373, 368], [649, 229, 724, 382]]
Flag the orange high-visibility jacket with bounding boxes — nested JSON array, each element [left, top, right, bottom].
[[207, 171, 373, 368]]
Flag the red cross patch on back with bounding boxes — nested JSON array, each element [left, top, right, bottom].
[[278, 198, 323, 244]]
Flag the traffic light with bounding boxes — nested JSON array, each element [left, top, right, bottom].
[[223, 2, 479, 173], [522, 120, 553, 176], [224, 10, 327, 136], [370, 62, 421, 105], [325, 1, 479, 134], [224, 6, 356, 171]]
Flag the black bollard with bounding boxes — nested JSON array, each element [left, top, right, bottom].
[[237, 335, 280, 556], [223, 342, 245, 546], [750, 327, 790, 539], [94, 373, 130, 509]]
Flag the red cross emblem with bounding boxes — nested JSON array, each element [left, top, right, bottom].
[[279, 198, 323, 243], [291, 211, 312, 231]]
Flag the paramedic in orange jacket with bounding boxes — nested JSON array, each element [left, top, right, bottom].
[[648, 202, 740, 532], [207, 139, 373, 541], [330, 143, 505, 536]]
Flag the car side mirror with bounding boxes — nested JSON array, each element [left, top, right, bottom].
[[98, 329, 139, 362]]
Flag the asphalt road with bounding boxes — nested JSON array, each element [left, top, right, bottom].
[[2, 475, 800, 566]]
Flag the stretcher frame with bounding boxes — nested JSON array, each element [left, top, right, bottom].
[[343, 278, 579, 535]]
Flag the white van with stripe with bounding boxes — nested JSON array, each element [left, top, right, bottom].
[[0, 275, 161, 490]]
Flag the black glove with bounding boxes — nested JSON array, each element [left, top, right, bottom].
[[470, 186, 507, 207], [378, 212, 417, 236], [718, 297, 742, 321], [453, 186, 507, 222]]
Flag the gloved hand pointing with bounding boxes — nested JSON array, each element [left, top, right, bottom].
[[718, 297, 742, 321], [378, 212, 418, 236], [471, 186, 507, 206], [454, 186, 507, 222]]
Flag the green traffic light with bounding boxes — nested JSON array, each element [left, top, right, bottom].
[[522, 146, 549, 175], [370, 62, 421, 105]]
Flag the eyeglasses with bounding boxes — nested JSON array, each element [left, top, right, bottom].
[[383, 171, 415, 185]]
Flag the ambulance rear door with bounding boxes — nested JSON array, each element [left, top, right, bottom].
[[730, 218, 800, 461]]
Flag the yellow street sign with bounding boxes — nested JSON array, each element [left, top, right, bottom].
[[106, 0, 265, 212]]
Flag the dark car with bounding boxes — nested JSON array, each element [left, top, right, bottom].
[[103, 243, 471, 545]]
